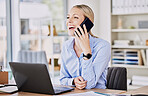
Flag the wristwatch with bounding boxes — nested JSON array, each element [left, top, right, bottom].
[[83, 53, 92, 59]]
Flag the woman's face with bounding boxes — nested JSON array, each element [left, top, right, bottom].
[[66, 7, 85, 36]]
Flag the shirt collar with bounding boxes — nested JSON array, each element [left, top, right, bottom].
[[67, 34, 94, 52]]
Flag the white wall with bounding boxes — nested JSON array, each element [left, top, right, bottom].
[[99, 0, 111, 43], [68, 0, 111, 43]]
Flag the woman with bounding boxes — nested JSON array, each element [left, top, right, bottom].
[[59, 4, 111, 89]]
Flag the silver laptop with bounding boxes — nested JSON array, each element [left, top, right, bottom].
[[9, 62, 74, 95]]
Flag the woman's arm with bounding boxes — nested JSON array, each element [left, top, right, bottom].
[[60, 61, 74, 86], [81, 43, 111, 89], [59, 44, 74, 86], [74, 24, 111, 89]]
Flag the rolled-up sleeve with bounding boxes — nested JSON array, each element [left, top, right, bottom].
[[59, 58, 74, 86], [59, 44, 74, 86], [81, 42, 111, 89]]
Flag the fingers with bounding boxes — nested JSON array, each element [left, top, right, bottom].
[[83, 24, 88, 37], [74, 31, 80, 42], [78, 26, 85, 36], [78, 76, 84, 82], [75, 82, 86, 87], [76, 80, 87, 85], [75, 81, 87, 90], [74, 77, 86, 84], [74, 25, 88, 39], [76, 83, 86, 89], [74, 31, 79, 38], [74, 28, 82, 38], [77, 76, 85, 84], [74, 76, 87, 89], [74, 77, 86, 85]]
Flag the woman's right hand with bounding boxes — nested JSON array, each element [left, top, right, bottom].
[[73, 76, 87, 89]]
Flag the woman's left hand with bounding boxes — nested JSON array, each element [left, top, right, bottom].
[[74, 24, 92, 55]]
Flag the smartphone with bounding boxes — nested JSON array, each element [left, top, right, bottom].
[[76, 17, 94, 35]]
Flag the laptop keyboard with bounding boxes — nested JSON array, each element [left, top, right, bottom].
[[53, 86, 73, 93], [54, 88, 63, 92]]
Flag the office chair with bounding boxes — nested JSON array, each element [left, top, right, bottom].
[[106, 67, 127, 91], [17, 50, 49, 69]]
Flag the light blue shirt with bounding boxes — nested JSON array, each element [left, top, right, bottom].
[[59, 34, 111, 89]]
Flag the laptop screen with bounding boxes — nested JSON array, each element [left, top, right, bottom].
[[9, 62, 55, 94]]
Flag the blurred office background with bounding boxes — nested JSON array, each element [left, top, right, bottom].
[[0, 0, 148, 90]]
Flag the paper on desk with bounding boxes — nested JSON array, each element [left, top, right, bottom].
[[0, 86, 18, 93], [59, 91, 106, 96], [0, 84, 4, 87]]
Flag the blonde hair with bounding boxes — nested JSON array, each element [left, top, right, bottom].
[[73, 4, 97, 38]]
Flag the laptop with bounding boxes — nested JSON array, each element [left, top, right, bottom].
[[9, 62, 74, 95]]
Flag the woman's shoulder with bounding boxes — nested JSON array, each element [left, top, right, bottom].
[[92, 37, 110, 48], [62, 37, 74, 49]]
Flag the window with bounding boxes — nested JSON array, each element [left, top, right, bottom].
[[19, 0, 66, 51], [18, 0, 67, 75], [0, 0, 7, 69]]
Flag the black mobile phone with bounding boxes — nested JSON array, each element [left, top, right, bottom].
[[76, 17, 94, 35]]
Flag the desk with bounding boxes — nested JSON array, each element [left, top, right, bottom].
[[124, 86, 148, 95], [0, 88, 125, 96], [1, 86, 148, 96]]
